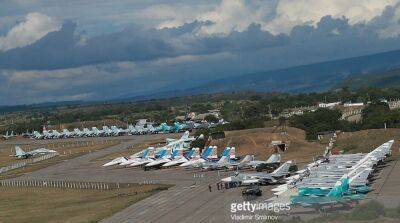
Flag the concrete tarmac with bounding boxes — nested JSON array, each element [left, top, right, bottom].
[[2, 134, 398, 223], [2, 134, 274, 223]]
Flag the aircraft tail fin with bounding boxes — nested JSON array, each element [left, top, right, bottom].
[[15, 146, 25, 157], [209, 146, 218, 159], [217, 156, 228, 164], [147, 147, 155, 158], [324, 146, 332, 158], [140, 149, 149, 158], [174, 149, 183, 158], [201, 146, 217, 159], [240, 155, 254, 163], [221, 147, 230, 157], [201, 146, 212, 158], [229, 147, 236, 159], [327, 177, 349, 197], [272, 160, 292, 175], [266, 153, 281, 163], [187, 148, 194, 158], [181, 131, 190, 140], [157, 148, 168, 158], [191, 147, 200, 158]]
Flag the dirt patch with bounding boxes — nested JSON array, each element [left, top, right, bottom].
[[211, 127, 324, 164]]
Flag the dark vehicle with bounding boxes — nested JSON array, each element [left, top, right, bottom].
[[241, 185, 262, 196], [255, 162, 280, 172]]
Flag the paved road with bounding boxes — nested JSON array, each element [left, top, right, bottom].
[[366, 157, 400, 208], [100, 177, 274, 223]]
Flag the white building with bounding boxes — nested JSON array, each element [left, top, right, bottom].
[[343, 102, 364, 107], [318, 102, 341, 108]]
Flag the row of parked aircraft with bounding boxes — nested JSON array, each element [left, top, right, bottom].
[[1, 131, 16, 140], [102, 131, 283, 171], [30, 121, 219, 140], [258, 139, 394, 209]]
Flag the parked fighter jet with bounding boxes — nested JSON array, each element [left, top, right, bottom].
[[111, 126, 124, 136], [165, 131, 199, 149], [290, 176, 364, 209], [179, 146, 218, 168], [145, 147, 175, 169], [71, 128, 83, 137], [157, 123, 172, 133], [102, 126, 113, 136], [198, 147, 236, 170], [91, 127, 103, 137], [61, 129, 73, 138], [32, 131, 44, 139], [221, 160, 294, 185], [129, 147, 157, 167], [12, 146, 57, 159], [201, 154, 254, 171], [246, 153, 281, 171], [126, 125, 138, 135]]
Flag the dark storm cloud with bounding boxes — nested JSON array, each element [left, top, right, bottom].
[[0, 21, 289, 70]]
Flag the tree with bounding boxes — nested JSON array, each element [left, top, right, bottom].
[[361, 102, 390, 129], [290, 108, 344, 139], [204, 114, 219, 123]]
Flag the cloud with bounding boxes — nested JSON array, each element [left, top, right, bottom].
[[0, 19, 288, 70], [2, 1, 400, 105], [196, 0, 274, 35], [264, 0, 399, 34], [0, 12, 61, 51], [156, 0, 399, 36], [0, 62, 144, 105]]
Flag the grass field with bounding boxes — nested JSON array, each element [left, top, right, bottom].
[[335, 128, 400, 157], [0, 142, 120, 180], [0, 185, 170, 223]]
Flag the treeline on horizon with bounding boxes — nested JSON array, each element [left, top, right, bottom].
[[4, 86, 400, 138]]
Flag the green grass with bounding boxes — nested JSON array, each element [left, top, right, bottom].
[[0, 185, 170, 223]]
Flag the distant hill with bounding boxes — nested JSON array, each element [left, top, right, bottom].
[[125, 49, 400, 100], [337, 68, 400, 89], [0, 101, 85, 113]]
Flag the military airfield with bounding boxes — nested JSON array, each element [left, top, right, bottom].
[[0, 127, 399, 223]]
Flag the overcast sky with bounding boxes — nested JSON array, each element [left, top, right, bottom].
[[2, 0, 400, 105]]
